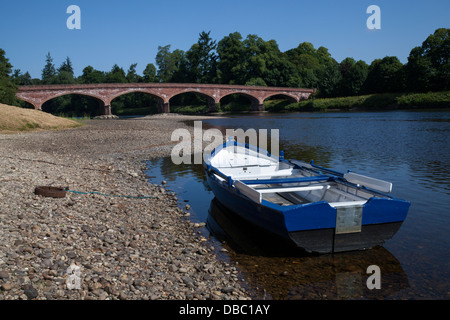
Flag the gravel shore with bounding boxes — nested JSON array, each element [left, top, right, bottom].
[[0, 114, 250, 300]]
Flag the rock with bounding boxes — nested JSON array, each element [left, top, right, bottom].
[[221, 287, 234, 294], [118, 292, 128, 300], [42, 259, 53, 268], [23, 285, 39, 300], [181, 276, 195, 288], [0, 271, 9, 280], [93, 115, 119, 120], [1, 283, 13, 291], [151, 223, 161, 229]]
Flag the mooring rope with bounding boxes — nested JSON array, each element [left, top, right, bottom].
[[64, 187, 158, 199]]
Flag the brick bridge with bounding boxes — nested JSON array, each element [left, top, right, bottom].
[[15, 83, 315, 115]]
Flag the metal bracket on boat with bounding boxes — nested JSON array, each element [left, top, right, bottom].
[[335, 205, 363, 234]]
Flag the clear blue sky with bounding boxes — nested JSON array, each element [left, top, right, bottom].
[[1, 0, 449, 79]]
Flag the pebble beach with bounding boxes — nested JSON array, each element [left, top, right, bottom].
[[0, 114, 250, 300]]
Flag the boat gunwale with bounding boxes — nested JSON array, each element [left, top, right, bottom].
[[204, 141, 408, 208]]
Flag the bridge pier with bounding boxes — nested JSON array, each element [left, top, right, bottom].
[[99, 101, 112, 116], [157, 101, 170, 113], [207, 97, 219, 112], [251, 101, 264, 112]]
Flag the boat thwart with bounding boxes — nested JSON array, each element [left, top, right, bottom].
[[204, 140, 410, 253]]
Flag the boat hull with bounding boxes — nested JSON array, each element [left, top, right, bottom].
[[206, 171, 409, 254], [288, 222, 403, 253]]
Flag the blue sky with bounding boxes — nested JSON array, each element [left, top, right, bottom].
[[1, 0, 449, 78]]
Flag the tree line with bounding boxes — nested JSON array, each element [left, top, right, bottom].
[[0, 28, 448, 115]]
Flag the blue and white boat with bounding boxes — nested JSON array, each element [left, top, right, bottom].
[[204, 141, 410, 253]]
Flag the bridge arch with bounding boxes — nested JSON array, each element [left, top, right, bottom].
[[169, 90, 218, 113], [41, 93, 107, 117], [109, 90, 164, 115], [219, 91, 263, 111], [107, 89, 165, 105], [262, 93, 299, 103], [107, 89, 169, 114], [40, 91, 108, 106]]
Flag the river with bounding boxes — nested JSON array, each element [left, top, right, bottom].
[[145, 109, 450, 300]]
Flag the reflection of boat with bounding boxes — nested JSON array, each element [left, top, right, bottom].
[[207, 199, 409, 300], [204, 141, 411, 253], [207, 197, 410, 300], [207, 198, 304, 256]]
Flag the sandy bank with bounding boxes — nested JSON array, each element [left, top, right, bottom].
[[0, 103, 80, 133]]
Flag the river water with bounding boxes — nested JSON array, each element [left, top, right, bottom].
[[144, 110, 450, 300]]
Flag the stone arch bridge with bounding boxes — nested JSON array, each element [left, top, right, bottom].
[[16, 83, 315, 115]]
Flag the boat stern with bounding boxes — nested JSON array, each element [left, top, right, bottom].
[[283, 197, 410, 253]]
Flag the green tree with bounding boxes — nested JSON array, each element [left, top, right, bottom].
[[316, 46, 334, 65], [364, 56, 405, 93], [216, 32, 246, 84], [41, 52, 56, 84], [142, 63, 158, 83], [242, 34, 266, 83], [155, 45, 186, 83], [126, 63, 141, 83], [405, 46, 434, 92], [11, 69, 33, 86], [286, 42, 323, 70], [0, 49, 13, 78], [79, 66, 106, 84], [315, 62, 341, 97], [285, 42, 337, 91], [0, 48, 17, 105], [339, 57, 356, 77], [406, 28, 450, 91], [58, 57, 74, 75], [241, 35, 294, 87], [346, 60, 369, 95], [52, 71, 75, 84], [185, 31, 217, 83], [337, 58, 369, 96], [105, 64, 127, 83]]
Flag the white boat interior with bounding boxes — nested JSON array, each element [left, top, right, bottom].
[[208, 144, 392, 208]]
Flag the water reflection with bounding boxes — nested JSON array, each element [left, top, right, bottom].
[[145, 156, 410, 300], [144, 110, 450, 299], [207, 198, 409, 300]]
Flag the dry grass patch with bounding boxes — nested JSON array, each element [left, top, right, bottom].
[[0, 103, 82, 133]]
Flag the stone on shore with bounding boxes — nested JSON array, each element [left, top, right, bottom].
[[0, 115, 248, 300]]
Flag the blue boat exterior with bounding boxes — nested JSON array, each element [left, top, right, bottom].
[[204, 141, 411, 253]]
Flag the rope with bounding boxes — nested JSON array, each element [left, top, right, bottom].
[[64, 187, 158, 199]]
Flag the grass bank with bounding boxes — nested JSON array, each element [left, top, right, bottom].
[[168, 91, 450, 115], [265, 91, 450, 112], [0, 103, 82, 133]]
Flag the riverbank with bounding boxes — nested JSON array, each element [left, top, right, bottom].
[[164, 91, 450, 115], [0, 113, 249, 300], [265, 91, 450, 112], [0, 103, 81, 133]]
